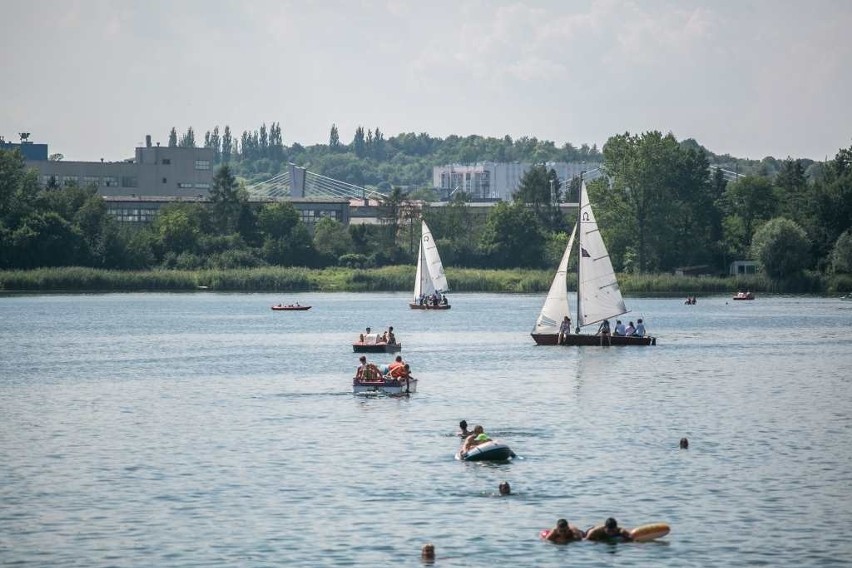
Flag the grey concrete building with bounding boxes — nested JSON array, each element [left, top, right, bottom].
[[432, 161, 601, 201]]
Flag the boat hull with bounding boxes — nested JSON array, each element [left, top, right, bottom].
[[271, 305, 311, 311], [531, 333, 656, 346], [409, 303, 451, 310], [456, 440, 515, 462], [353, 377, 417, 395], [352, 343, 402, 353]]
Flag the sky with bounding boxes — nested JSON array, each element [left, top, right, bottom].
[[2, 0, 851, 162]]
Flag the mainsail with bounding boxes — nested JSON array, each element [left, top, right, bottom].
[[532, 224, 576, 334], [577, 182, 627, 327], [413, 221, 449, 300]]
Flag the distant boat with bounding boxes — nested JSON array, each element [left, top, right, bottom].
[[732, 291, 755, 300], [531, 181, 655, 346], [271, 304, 311, 311], [410, 220, 451, 309]]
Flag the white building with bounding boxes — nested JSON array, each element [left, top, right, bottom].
[[432, 161, 601, 201]]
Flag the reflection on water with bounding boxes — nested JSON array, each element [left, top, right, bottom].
[[1, 292, 851, 566]]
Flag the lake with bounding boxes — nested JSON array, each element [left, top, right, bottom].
[[1, 292, 851, 566]]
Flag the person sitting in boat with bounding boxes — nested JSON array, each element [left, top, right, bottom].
[[624, 321, 636, 336], [585, 517, 632, 542], [558, 316, 572, 344], [613, 320, 626, 336], [355, 355, 368, 379], [546, 518, 585, 544], [380, 331, 388, 344], [458, 420, 472, 438], [359, 327, 372, 343], [462, 425, 490, 452], [386, 326, 396, 344], [597, 319, 611, 336], [440, 294, 448, 305], [635, 319, 646, 337], [388, 355, 405, 377]]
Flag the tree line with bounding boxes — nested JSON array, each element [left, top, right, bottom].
[[2, 128, 850, 283]]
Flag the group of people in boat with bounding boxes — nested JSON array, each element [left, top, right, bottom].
[[354, 354, 412, 382], [357, 326, 396, 345], [596, 318, 646, 337], [734, 290, 755, 300], [556, 315, 647, 343], [457, 420, 491, 453], [416, 292, 448, 307], [684, 296, 697, 305]]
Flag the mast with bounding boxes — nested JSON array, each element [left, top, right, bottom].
[[575, 173, 583, 333]]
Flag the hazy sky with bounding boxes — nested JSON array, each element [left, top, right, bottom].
[[2, 0, 851, 162]]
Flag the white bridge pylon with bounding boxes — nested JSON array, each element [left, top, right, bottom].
[[245, 163, 385, 201]]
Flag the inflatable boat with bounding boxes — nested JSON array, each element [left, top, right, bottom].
[[455, 440, 516, 462]]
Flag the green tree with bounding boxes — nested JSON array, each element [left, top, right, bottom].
[[721, 175, 779, 258], [179, 127, 196, 148], [9, 211, 86, 268], [352, 126, 366, 158], [750, 217, 810, 279], [168, 127, 178, 147], [313, 217, 353, 265], [153, 206, 201, 255], [329, 124, 340, 151], [209, 164, 246, 234], [831, 230, 852, 274], [221, 126, 233, 163], [479, 202, 546, 268]]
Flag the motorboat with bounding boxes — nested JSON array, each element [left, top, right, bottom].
[[455, 439, 516, 462], [732, 291, 755, 300]]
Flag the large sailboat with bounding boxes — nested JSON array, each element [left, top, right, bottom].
[[410, 220, 451, 309], [531, 181, 655, 346]]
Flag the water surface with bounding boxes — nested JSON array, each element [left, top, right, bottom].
[[1, 292, 851, 566]]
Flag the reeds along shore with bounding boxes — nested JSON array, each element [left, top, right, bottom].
[[0, 266, 849, 294]]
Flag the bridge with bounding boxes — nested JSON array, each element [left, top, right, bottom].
[[245, 164, 383, 201]]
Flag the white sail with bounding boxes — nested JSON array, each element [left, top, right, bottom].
[[413, 221, 449, 301], [577, 182, 627, 327], [532, 225, 576, 334]]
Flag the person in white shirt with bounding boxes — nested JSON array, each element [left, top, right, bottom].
[[635, 319, 646, 337], [624, 321, 636, 336], [613, 320, 626, 336]]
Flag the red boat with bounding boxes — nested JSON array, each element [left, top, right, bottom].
[[271, 304, 311, 311]]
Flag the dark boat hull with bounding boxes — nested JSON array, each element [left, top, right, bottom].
[[352, 343, 402, 353], [456, 441, 515, 462], [531, 333, 655, 346], [271, 305, 311, 311], [409, 303, 451, 310]]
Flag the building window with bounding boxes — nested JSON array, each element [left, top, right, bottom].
[[194, 183, 210, 189], [121, 176, 137, 187], [82, 176, 100, 187], [103, 176, 119, 187], [63, 176, 79, 187], [177, 182, 193, 188], [162, 177, 167, 184], [162, 158, 171, 165], [194, 160, 210, 170]]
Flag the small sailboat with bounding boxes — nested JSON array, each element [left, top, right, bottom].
[[531, 181, 655, 346], [410, 220, 451, 309]]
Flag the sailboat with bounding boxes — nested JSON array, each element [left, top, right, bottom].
[[531, 181, 655, 346], [410, 220, 451, 309]]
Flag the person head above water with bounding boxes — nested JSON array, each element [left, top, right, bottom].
[[605, 517, 619, 532], [459, 420, 468, 430], [499, 481, 511, 495], [557, 518, 568, 529], [680, 437, 689, 449], [421, 543, 435, 561], [473, 425, 484, 435]]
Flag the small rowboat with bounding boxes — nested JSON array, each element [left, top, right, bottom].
[[271, 304, 311, 311]]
